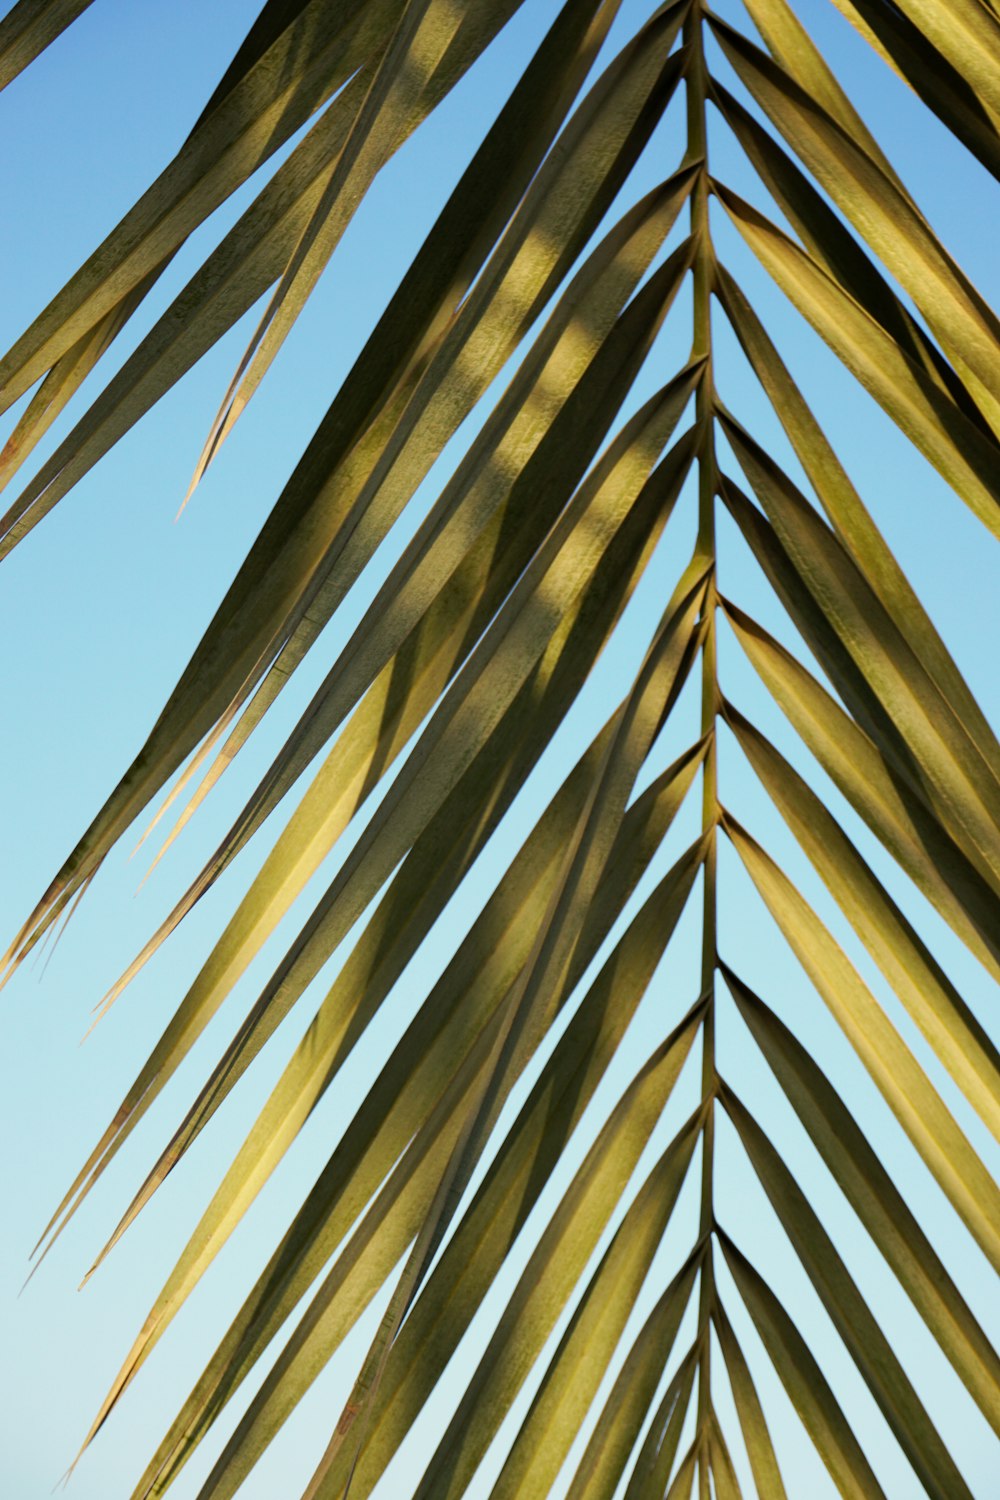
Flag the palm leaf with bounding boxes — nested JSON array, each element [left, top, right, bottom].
[[3, 2, 997, 1497], [0, 0, 95, 91]]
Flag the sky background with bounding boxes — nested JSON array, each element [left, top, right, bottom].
[[0, 1, 997, 1497]]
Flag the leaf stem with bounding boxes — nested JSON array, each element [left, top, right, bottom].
[[685, 5, 719, 1491]]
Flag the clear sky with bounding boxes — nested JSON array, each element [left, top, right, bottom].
[[0, 1, 997, 1497]]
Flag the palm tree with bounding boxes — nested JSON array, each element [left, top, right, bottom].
[[1, 0, 998, 1495]]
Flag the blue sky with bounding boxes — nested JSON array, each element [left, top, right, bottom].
[[0, 1, 997, 1497]]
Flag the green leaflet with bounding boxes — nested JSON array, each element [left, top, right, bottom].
[[722, 1083, 973, 1499], [485, 1123, 704, 1500], [310, 852, 703, 1500], [713, 1300, 787, 1499], [723, 600, 1000, 980], [4, 8, 691, 976], [401, 1015, 705, 1500], [186, 0, 527, 490], [0, 69, 373, 532], [828, 0, 1000, 180], [736, 0, 902, 190], [723, 446, 1000, 886], [714, 264, 1000, 770], [887, 0, 1000, 121], [0, 1, 94, 90], [0, 0, 366, 506], [711, 96, 990, 432], [186, 993, 708, 1500], [0, 0, 405, 409], [620, 1345, 700, 1499], [198, 3, 317, 116], [724, 970, 1000, 1437], [662, 1439, 699, 1499], [0, 293, 139, 502], [725, 818, 1000, 1274], [564, 1261, 703, 1500], [719, 464, 1000, 896], [180, 1016, 499, 1500], [727, 705, 1000, 1141], [708, 1412, 745, 1500], [713, 20, 1000, 414], [715, 182, 1000, 536], [719, 1233, 888, 1499]]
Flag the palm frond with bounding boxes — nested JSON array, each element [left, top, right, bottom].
[[3, 1, 998, 1496]]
